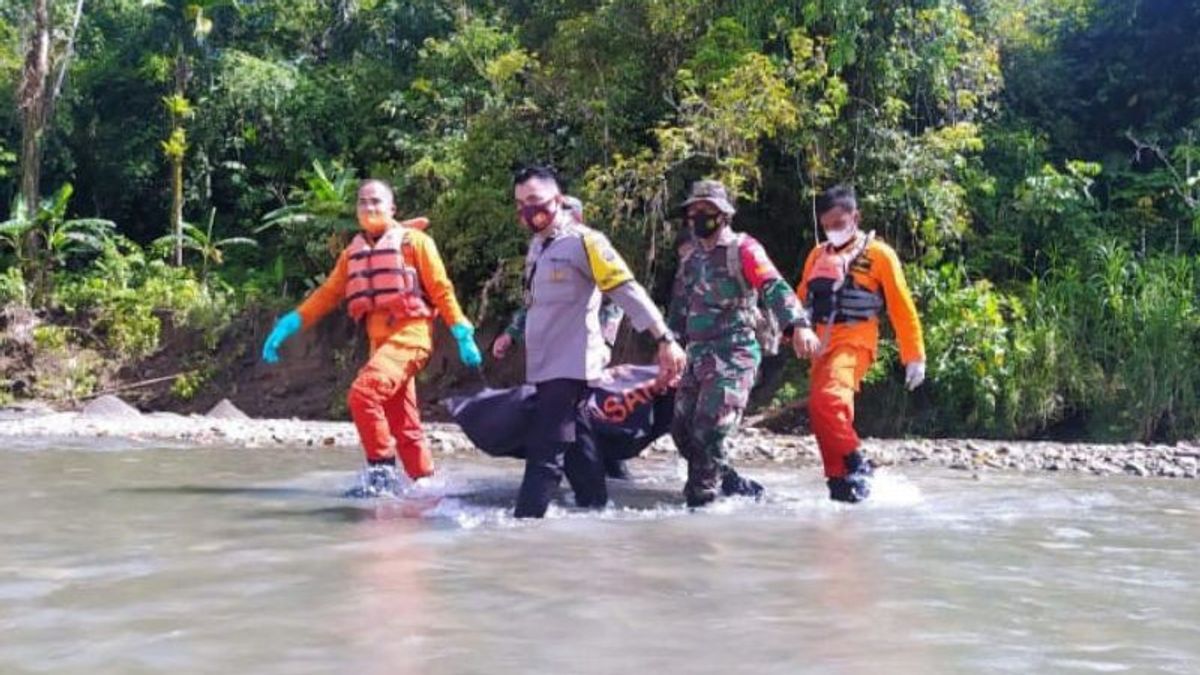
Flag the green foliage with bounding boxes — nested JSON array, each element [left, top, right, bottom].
[[53, 237, 233, 358], [911, 264, 1058, 437], [32, 325, 71, 352], [0, 184, 116, 266], [151, 207, 257, 279], [1029, 242, 1200, 441], [0, 264, 26, 306], [256, 159, 358, 280], [171, 367, 211, 400], [0, 0, 1197, 438]]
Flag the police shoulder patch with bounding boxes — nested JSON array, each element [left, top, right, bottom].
[[582, 231, 634, 291]]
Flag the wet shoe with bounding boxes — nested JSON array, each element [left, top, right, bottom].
[[684, 482, 718, 508], [684, 460, 719, 508], [827, 451, 872, 503], [720, 467, 765, 500], [344, 465, 405, 498]]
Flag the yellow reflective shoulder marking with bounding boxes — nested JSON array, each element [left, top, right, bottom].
[[582, 231, 634, 291]]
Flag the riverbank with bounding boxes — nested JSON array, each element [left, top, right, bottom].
[[2, 396, 1198, 479]]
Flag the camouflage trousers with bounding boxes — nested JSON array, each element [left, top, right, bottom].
[[670, 344, 761, 490]]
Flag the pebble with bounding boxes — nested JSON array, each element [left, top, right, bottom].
[[3, 399, 1200, 480], [1123, 461, 1149, 477]]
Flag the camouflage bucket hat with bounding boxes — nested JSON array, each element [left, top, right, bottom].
[[681, 179, 736, 215]]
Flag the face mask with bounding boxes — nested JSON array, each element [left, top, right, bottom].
[[689, 213, 721, 238], [359, 213, 390, 235], [824, 226, 856, 247], [520, 202, 557, 232]]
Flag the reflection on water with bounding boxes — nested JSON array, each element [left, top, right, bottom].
[[1, 443, 1199, 674]]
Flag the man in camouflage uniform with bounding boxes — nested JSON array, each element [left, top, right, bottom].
[[667, 180, 820, 507]]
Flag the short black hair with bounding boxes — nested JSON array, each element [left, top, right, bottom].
[[512, 164, 564, 190], [815, 184, 857, 216]]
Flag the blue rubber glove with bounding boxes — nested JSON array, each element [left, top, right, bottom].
[[449, 322, 483, 368], [262, 311, 302, 364]]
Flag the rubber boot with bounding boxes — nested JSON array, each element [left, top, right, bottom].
[[827, 450, 873, 503], [684, 459, 720, 508], [720, 466, 765, 500]]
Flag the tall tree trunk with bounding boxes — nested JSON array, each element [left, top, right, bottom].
[[18, 0, 51, 220], [18, 0, 51, 303], [172, 150, 183, 266], [171, 50, 189, 267]]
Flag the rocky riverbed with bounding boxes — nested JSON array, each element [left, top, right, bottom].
[[1, 396, 1198, 479]]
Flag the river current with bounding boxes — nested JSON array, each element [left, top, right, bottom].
[[2, 441, 1198, 673]]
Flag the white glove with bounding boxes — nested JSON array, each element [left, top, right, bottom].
[[905, 361, 926, 391]]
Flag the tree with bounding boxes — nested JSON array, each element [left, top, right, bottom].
[[146, 0, 234, 266], [16, 0, 85, 219], [17, 0, 49, 220], [0, 182, 115, 301]]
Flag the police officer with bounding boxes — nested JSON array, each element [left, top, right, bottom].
[[492, 166, 686, 518]]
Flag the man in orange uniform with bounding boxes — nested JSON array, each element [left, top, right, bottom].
[[795, 185, 926, 503], [261, 180, 482, 496]]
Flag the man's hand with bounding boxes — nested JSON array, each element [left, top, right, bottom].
[[492, 332, 513, 360], [791, 326, 821, 359], [449, 323, 483, 369], [655, 339, 687, 388], [905, 361, 926, 390], [262, 310, 302, 364]]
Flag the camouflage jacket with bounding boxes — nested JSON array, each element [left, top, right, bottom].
[[667, 227, 809, 351]]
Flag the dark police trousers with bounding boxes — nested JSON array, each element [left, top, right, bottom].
[[514, 379, 607, 518]]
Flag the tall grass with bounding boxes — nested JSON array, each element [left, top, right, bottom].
[[888, 241, 1200, 441]]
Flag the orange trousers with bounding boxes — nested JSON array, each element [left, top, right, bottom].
[[808, 344, 873, 478], [347, 342, 433, 479]]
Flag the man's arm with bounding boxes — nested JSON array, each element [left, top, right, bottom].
[[411, 232, 469, 327], [739, 237, 810, 330], [581, 231, 669, 337], [296, 249, 350, 329], [793, 246, 819, 309], [665, 267, 688, 339], [874, 244, 925, 364], [504, 306, 527, 342], [598, 298, 624, 346]]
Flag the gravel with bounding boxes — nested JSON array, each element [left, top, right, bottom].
[[2, 397, 1198, 479]]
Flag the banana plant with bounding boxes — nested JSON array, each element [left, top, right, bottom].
[[0, 183, 116, 301], [257, 159, 360, 275], [152, 207, 256, 281]]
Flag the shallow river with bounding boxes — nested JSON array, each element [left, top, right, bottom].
[[2, 440, 1199, 674]]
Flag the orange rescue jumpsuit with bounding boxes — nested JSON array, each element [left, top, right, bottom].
[[796, 235, 924, 478], [297, 223, 468, 479]]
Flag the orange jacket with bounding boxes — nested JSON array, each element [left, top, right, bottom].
[[796, 234, 925, 365], [297, 221, 468, 353]]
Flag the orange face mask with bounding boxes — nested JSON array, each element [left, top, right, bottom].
[[359, 213, 391, 235]]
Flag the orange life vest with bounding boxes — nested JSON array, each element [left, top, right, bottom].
[[804, 230, 883, 324], [344, 227, 433, 322]]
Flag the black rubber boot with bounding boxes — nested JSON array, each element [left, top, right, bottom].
[[684, 460, 719, 508], [720, 466, 765, 500], [827, 451, 873, 503]]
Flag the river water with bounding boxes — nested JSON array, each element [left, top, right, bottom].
[[1, 441, 1198, 674]]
